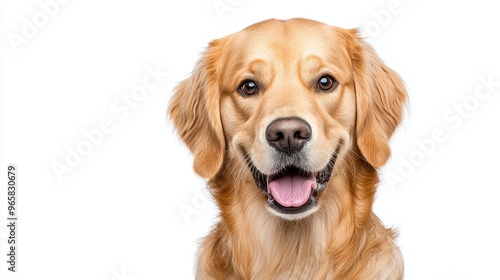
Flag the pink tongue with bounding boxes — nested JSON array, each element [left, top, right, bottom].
[[268, 174, 317, 207]]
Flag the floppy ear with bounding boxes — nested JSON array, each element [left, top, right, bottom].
[[349, 30, 407, 168], [168, 40, 225, 178]]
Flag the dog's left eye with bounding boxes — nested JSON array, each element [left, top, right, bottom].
[[317, 76, 338, 92], [239, 80, 259, 96]]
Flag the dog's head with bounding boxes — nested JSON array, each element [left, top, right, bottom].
[[169, 18, 406, 220]]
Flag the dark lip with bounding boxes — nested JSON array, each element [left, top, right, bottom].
[[247, 154, 337, 215]]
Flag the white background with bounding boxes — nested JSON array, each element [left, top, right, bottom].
[[1, 0, 499, 279]]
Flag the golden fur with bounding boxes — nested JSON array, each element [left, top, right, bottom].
[[169, 18, 407, 279]]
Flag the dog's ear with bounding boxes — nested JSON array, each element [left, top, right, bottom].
[[168, 40, 225, 178], [348, 30, 407, 168]]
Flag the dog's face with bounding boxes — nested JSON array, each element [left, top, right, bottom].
[[169, 18, 406, 220], [219, 20, 356, 219]]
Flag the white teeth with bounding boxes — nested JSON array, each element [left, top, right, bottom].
[[266, 175, 271, 194], [316, 183, 326, 192]]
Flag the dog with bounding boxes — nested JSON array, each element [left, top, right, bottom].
[[169, 18, 407, 279]]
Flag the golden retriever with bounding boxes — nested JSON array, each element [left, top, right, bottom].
[[169, 18, 407, 279]]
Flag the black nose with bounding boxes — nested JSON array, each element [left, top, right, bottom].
[[266, 118, 311, 155]]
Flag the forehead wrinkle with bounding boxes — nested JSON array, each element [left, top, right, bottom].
[[300, 55, 324, 87], [298, 54, 348, 87], [221, 38, 275, 90], [289, 26, 352, 80], [239, 59, 275, 89]]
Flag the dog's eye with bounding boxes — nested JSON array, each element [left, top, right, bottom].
[[239, 80, 259, 96], [317, 76, 338, 92]]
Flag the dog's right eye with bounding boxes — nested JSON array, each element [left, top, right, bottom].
[[239, 80, 259, 96], [317, 75, 338, 92]]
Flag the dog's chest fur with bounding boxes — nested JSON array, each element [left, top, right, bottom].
[[244, 215, 329, 279]]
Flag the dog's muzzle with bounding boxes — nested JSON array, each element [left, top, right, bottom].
[[247, 117, 338, 217]]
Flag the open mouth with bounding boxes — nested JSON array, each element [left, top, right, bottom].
[[247, 154, 337, 216]]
